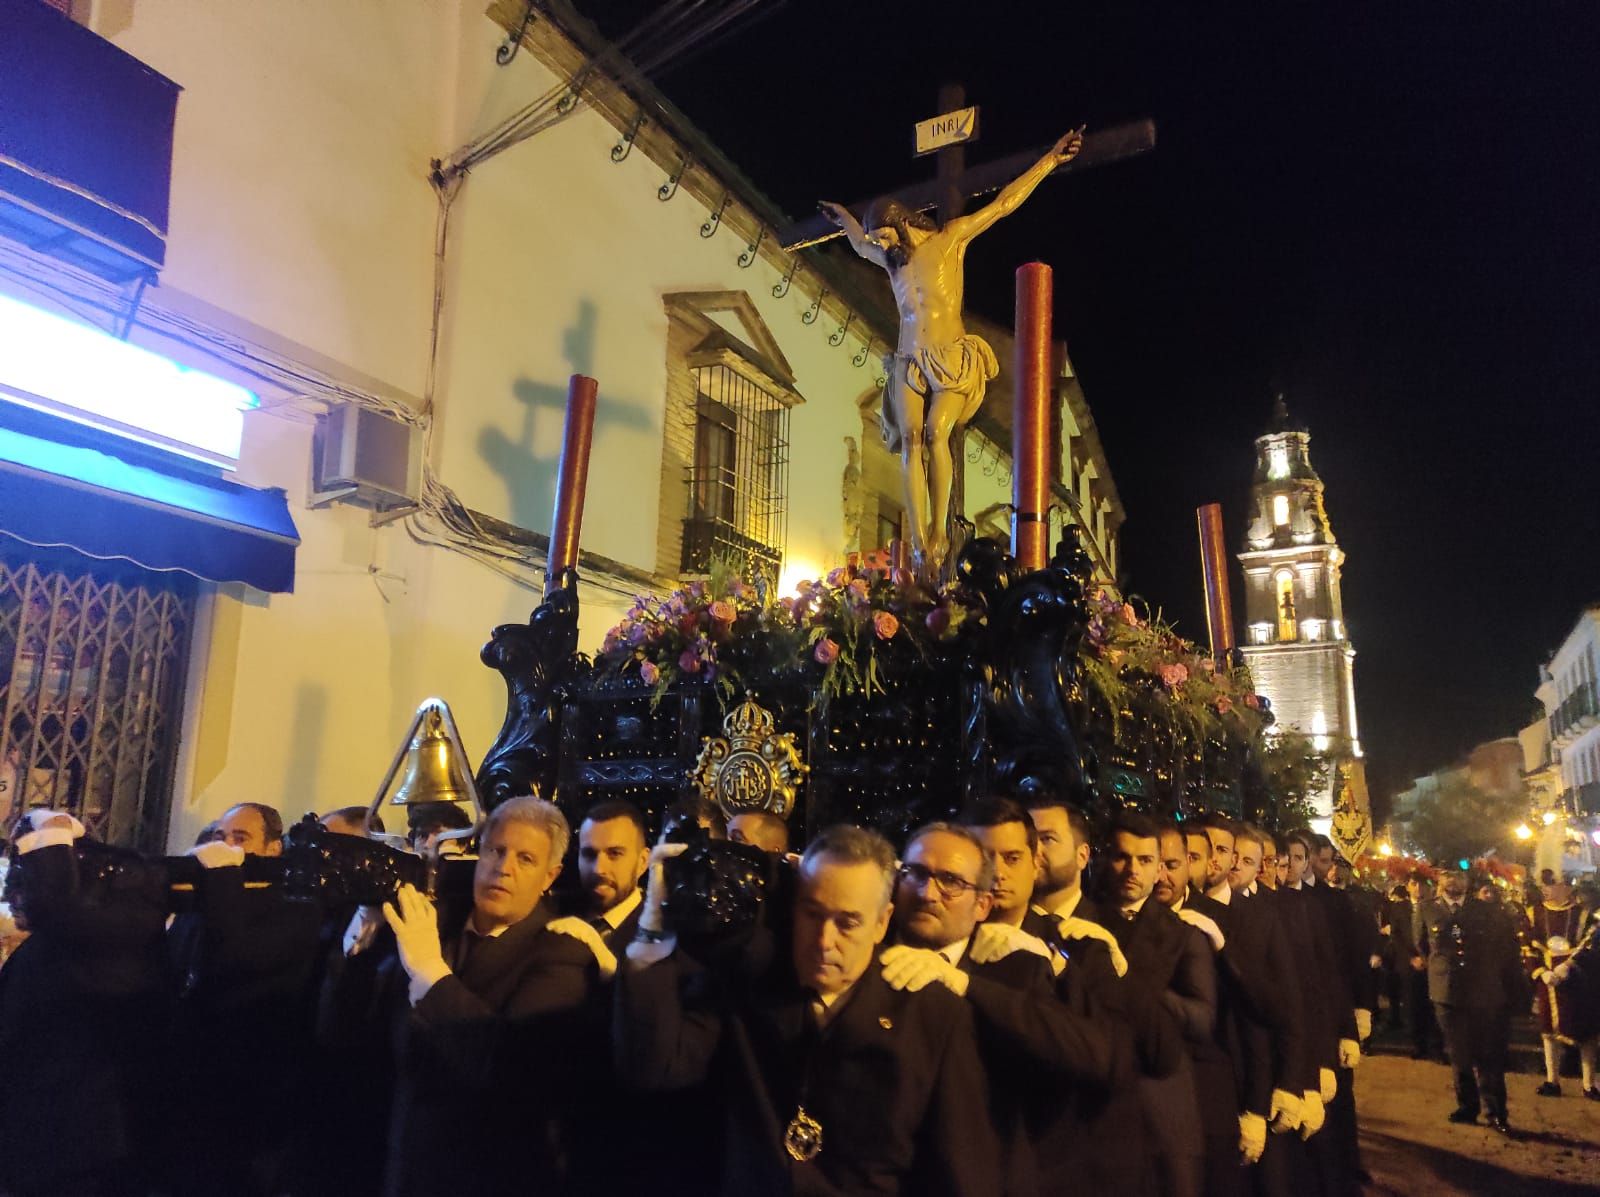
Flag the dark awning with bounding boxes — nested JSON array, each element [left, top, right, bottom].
[[0, 426, 298, 592]]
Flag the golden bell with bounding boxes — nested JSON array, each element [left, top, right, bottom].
[[393, 709, 475, 806], [369, 697, 484, 822]]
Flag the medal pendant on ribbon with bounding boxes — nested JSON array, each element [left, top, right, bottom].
[[784, 1106, 823, 1161]]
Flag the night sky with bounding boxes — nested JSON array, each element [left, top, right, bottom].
[[582, 1, 1600, 809]]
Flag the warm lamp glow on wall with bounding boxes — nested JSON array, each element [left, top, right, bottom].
[[1542, 810, 1558, 826], [0, 291, 257, 468], [1514, 823, 1533, 841], [778, 558, 826, 597]]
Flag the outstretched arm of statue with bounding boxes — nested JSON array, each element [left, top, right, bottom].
[[948, 126, 1085, 241], [819, 200, 887, 266]]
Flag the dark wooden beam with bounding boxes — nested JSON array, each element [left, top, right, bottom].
[[781, 119, 1156, 251]]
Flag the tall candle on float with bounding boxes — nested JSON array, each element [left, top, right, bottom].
[[1195, 503, 1236, 659], [1012, 262, 1053, 571], [547, 374, 598, 596]]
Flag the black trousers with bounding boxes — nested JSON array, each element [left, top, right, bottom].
[[1435, 1002, 1510, 1119]]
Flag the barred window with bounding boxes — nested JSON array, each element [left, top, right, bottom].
[[0, 545, 194, 852]]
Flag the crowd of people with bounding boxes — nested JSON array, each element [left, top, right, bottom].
[[2, 789, 1596, 1197]]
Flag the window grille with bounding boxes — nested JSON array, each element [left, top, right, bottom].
[[681, 361, 789, 583], [0, 545, 195, 852]]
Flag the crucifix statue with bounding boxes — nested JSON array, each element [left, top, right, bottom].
[[819, 129, 1082, 568]]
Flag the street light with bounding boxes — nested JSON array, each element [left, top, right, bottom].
[[1514, 823, 1533, 842], [1541, 810, 1558, 826]]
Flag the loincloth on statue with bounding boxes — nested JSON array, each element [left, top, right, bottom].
[[879, 335, 1000, 452]]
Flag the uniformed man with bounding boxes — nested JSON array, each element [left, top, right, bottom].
[[1422, 870, 1525, 1132]]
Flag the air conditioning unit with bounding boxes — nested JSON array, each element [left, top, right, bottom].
[[311, 404, 421, 510]]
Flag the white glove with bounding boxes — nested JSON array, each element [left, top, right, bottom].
[[189, 840, 245, 869], [969, 922, 1052, 966], [1339, 1038, 1361, 1070], [1268, 1088, 1302, 1133], [382, 883, 450, 1002], [1355, 1008, 1372, 1041], [1058, 915, 1129, 977], [547, 915, 618, 981], [637, 839, 689, 934], [13, 810, 86, 853], [1319, 1066, 1337, 1102], [1300, 1090, 1326, 1139], [342, 905, 383, 957], [880, 945, 969, 996], [1238, 1112, 1267, 1164], [1175, 906, 1226, 952]]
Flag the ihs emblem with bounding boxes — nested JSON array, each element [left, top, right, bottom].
[[691, 695, 808, 821]]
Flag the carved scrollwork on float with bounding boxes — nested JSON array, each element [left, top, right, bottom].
[[577, 760, 686, 787], [475, 568, 585, 808]]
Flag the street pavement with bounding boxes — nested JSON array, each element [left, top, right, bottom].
[[1359, 1031, 1600, 1195]]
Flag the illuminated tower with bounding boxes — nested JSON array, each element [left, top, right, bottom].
[[1238, 396, 1366, 823]]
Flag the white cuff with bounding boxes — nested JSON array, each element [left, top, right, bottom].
[[407, 959, 452, 1006], [625, 934, 677, 969], [14, 826, 78, 854]]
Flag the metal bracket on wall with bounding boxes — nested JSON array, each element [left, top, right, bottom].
[[801, 288, 828, 325], [828, 311, 854, 346], [611, 112, 646, 162], [658, 155, 689, 201], [737, 226, 766, 268], [701, 192, 729, 238], [495, 0, 538, 65], [772, 257, 799, 298], [852, 338, 873, 368]]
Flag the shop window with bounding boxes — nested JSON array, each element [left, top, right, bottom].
[[0, 545, 194, 852]]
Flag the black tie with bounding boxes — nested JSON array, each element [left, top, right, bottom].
[[588, 915, 612, 934]]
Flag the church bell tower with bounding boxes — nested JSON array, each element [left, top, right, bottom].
[[1238, 396, 1366, 824]]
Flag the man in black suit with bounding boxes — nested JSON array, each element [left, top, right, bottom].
[[618, 823, 1000, 1196], [970, 799, 1165, 1196], [575, 799, 650, 950], [728, 809, 791, 855], [377, 795, 601, 1196], [1422, 869, 1525, 1132], [1025, 795, 1099, 924], [884, 817, 1122, 1196], [0, 811, 173, 1197], [1098, 812, 1212, 1197]]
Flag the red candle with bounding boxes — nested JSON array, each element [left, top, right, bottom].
[[547, 373, 598, 593], [1012, 262, 1053, 571], [1196, 502, 1236, 656]]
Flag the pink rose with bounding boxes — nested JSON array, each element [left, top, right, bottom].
[[1120, 603, 1138, 625], [814, 638, 840, 665], [709, 600, 736, 625], [1159, 663, 1189, 689], [639, 660, 660, 686], [849, 578, 870, 602], [873, 611, 900, 640], [1244, 694, 1261, 710], [1214, 695, 1233, 715], [925, 607, 952, 638], [678, 649, 701, 674]]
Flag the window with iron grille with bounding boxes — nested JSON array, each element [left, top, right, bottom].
[[0, 544, 194, 853], [681, 362, 790, 583]]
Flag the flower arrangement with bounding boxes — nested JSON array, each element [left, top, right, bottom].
[[1077, 586, 1268, 743], [597, 552, 986, 704]]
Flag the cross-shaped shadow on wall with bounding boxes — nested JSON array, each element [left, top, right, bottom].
[[476, 301, 656, 537]]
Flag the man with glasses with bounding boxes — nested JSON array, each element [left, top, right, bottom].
[[618, 824, 998, 1195], [883, 820, 1123, 1197]]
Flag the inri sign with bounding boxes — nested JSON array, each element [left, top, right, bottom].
[[914, 106, 980, 157]]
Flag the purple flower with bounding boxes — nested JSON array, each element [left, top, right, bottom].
[[925, 607, 952, 638], [814, 638, 840, 665], [678, 649, 702, 674], [639, 660, 660, 685]]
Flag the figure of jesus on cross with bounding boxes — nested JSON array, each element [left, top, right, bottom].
[[820, 127, 1084, 569]]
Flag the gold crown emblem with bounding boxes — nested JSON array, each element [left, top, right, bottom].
[[691, 695, 808, 821]]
